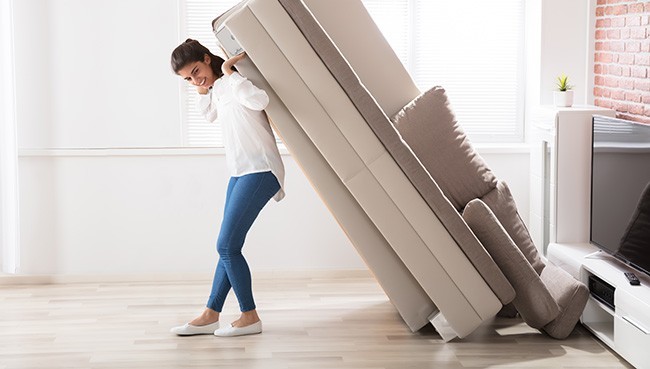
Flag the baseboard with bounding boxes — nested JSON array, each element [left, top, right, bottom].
[[0, 268, 371, 285]]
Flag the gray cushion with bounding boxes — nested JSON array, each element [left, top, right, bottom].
[[481, 181, 546, 274], [463, 199, 560, 328], [541, 265, 589, 339], [392, 87, 497, 211]]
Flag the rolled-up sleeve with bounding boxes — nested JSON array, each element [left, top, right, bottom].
[[196, 92, 218, 123], [229, 72, 269, 111]]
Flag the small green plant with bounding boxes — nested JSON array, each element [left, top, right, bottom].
[[556, 74, 573, 91]]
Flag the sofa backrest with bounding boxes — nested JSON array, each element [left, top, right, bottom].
[[391, 87, 545, 274]]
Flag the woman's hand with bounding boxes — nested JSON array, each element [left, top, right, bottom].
[[222, 52, 247, 76]]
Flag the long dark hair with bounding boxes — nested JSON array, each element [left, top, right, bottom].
[[171, 39, 225, 78]]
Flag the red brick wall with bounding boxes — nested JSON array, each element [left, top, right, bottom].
[[593, 0, 650, 123]]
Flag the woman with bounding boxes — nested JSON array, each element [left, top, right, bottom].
[[169, 39, 285, 337]]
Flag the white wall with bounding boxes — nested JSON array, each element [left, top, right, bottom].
[[16, 149, 529, 275], [13, 0, 182, 149], [525, 0, 592, 111], [17, 151, 366, 275], [540, 0, 591, 105], [1, 0, 20, 273], [11, 0, 533, 276]]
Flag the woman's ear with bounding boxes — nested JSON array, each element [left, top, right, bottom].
[[203, 53, 211, 65]]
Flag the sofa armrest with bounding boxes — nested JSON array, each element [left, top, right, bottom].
[[541, 265, 589, 339], [462, 199, 560, 328]]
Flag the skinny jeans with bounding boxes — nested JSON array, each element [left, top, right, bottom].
[[207, 171, 280, 312]]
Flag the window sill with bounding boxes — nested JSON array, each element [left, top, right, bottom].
[[18, 143, 530, 157], [20, 147, 229, 157], [473, 143, 531, 155]]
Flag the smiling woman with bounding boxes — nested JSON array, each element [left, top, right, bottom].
[[178, 57, 216, 92], [169, 38, 285, 337], [171, 38, 226, 95]]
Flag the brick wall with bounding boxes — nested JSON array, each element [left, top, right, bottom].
[[593, 0, 650, 123]]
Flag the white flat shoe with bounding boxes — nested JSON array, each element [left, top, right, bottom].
[[170, 321, 220, 336], [214, 321, 262, 337]]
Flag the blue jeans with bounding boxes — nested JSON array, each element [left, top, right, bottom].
[[207, 171, 280, 313]]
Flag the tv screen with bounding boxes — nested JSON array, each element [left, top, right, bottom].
[[591, 115, 650, 276]]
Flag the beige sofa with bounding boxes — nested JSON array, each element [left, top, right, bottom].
[[212, 0, 589, 340]]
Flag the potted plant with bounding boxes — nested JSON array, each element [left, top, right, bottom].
[[553, 74, 574, 107]]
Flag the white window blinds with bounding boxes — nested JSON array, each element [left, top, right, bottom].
[[363, 0, 525, 142], [182, 0, 239, 146], [183, 0, 525, 146]]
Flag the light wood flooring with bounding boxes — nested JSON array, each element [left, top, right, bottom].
[[0, 273, 633, 369]]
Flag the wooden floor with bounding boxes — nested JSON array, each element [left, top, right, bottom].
[[0, 273, 633, 369]]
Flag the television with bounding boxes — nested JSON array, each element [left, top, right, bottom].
[[591, 115, 650, 277]]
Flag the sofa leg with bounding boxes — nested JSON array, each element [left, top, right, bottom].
[[429, 311, 458, 342]]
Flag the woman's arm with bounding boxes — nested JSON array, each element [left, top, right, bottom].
[[221, 53, 246, 76], [222, 53, 269, 111], [196, 89, 218, 123]]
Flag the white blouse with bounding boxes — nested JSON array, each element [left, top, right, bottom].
[[197, 72, 285, 202]]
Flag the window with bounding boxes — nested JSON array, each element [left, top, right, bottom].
[[363, 0, 526, 143], [181, 0, 239, 146], [182, 0, 525, 146]]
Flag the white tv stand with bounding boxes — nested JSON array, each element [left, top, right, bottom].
[[548, 242, 650, 369], [530, 106, 648, 367]]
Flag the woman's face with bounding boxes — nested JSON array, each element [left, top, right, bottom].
[[177, 54, 217, 88]]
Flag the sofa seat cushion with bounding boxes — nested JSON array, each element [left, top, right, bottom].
[[541, 265, 590, 339], [480, 181, 546, 274], [462, 199, 560, 328], [392, 87, 497, 211]]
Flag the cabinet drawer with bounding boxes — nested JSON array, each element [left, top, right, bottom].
[[614, 315, 650, 369], [616, 288, 650, 331]]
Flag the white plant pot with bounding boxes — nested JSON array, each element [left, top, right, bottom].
[[553, 90, 574, 107]]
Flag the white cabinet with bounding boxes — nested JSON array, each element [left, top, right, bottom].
[[616, 299, 650, 369], [528, 105, 615, 254], [549, 242, 650, 369], [536, 106, 646, 368]]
